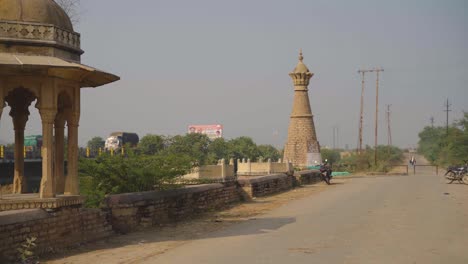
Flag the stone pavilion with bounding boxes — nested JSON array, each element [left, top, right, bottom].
[[0, 0, 119, 205]]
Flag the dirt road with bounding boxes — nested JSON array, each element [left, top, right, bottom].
[[46, 173, 468, 264]]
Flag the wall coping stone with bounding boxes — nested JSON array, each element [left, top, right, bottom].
[[237, 173, 289, 185], [105, 184, 225, 208], [294, 170, 320, 176], [0, 209, 48, 226]]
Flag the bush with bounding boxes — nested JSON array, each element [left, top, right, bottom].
[[79, 152, 192, 207]]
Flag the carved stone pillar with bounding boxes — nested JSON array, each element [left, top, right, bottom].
[[0, 93, 4, 123], [39, 108, 57, 198], [54, 114, 66, 194], [12, 112, 29, 194], [65, 112, 80, 195]]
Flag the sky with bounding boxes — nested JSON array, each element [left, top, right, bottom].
[[0, 0, 467, 149]]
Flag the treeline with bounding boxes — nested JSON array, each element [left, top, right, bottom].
[[86, 133, 282, 165], [79, 134, 281, 207], [418, 112, 468, 166]]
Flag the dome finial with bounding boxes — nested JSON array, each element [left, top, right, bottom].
[[299, 49, 304, 62]]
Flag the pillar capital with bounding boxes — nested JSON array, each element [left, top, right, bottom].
[[12, 111, 29, 131], [39, 108, 57, 124], [67, 111, 80, 126]]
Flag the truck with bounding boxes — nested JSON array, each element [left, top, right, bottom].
[[24, 135, 43, 159], [104, 132, 139, 152]]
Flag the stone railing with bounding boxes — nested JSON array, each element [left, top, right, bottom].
[[237, 158, 293, 176], [0, 21, 81, 52], [181, 159, 235, 180]]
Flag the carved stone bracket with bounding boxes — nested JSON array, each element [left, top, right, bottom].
[[67, 111, 80, 127], [39, 108, 57, 124]]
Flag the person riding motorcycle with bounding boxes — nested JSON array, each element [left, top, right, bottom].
[[320, 159, 332, 184]]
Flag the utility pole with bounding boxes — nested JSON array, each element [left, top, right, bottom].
[[332, 127, 336, 149], [443, 98, 451, 136], [386, 104, 392, 146], [357, 67, 384, 163], [332, 126, 340, 149], [357, 69, 370, 154], [337, 126, 340, 150], [430, 116, 434, 128], [373, 68, 384, 165]]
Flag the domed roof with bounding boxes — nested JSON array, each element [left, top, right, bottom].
[[0, 0, 73, 31], [292, 50, 310, 74]]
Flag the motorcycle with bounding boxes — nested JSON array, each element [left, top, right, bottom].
[[444, 160, 468, 184], [319, 161, 332, 185]]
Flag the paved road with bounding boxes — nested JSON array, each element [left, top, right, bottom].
[[143, 174, 468, 264]]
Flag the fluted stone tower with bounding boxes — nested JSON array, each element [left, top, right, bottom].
[[283, 51, 321, 167]]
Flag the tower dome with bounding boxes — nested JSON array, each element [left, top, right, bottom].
[[0, 0, 73, 31], [0, 0, 82, 59]]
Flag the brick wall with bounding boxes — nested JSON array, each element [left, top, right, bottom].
[[0, 207, 112, 262], [105, 183, 241, 233]]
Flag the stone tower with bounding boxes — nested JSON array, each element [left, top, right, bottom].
[[283, 50, 321, 167]]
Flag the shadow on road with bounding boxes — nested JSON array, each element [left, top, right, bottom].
[[44, 216, 296, 262]]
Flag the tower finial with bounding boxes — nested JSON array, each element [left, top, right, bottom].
[[299, 49, 303, 62]]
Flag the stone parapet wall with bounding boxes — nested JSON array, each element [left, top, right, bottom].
[[237, 159, 293, 176], [182, 163, 234, 180], [0, 21, 81, 52], [0, 207, 112, 262], [0, 171, 323, 262], [105, 184, 240, 233], [293, 170, 322, 185], [237, 174, 295, 199]]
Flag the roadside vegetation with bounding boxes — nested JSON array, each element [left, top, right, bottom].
[[79, 134, 281, 207], [328, 145, 404, 173], [417, 112, 468, 167]]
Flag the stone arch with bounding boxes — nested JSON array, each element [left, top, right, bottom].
[[4, 84, 40, 103], [57, 90, 73, 114], [4, 87, 37, 123]]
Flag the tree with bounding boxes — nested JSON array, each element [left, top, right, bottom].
[[207, 138, 230, 163], [227, 137, 260, 161], [165, 133, 211, 166], [257, 144, 281, 161], [138, 134, 165, 155], [87, 137, 105, 151], [55, 0, 81, 24], [451, 112, 468, 163], [321, 149, 341, 165]]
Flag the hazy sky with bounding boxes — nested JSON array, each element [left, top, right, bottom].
[[0, 0, 467, 149]]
